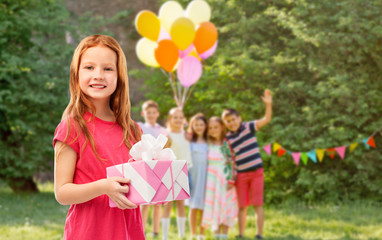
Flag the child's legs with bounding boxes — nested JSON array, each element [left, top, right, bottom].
[[249, 168, 264, 235], [141, 205, 150, 230], [189, 208, 198, 235], [198, 210, 205, 235], [190, 209, 204, 235], [162, 201, 173, 218], [221, 224, 229, 235], [235, 172, 251, 236], [153, 204, 162, 233], [175, 200, 185, 217], [238, 207, 248, 236], [254, 205, 264, 236]]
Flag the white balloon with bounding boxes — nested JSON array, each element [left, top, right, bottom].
[[186, 0, 211, 26], [158, 1, 184, 32], [136, 38, 159, 68]]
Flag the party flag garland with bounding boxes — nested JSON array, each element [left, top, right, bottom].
[[262, 129, 380, 166]]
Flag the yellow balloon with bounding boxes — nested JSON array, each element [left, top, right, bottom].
[[186, 0, 211, 26], [188, 50, 202, 61], [158, 1, 184, 32], [136, 38, 159, 68], [135, 11, 161, 41], [170, 17, 195, 50]]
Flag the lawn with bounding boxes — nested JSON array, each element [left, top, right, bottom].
[[0, 181, 381, 240]]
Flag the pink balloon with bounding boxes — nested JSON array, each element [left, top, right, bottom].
[[199, 40, 217, 60], [177, 56, 202, 88], [157, 26, 171, 42], [179, 43, 194, 58]]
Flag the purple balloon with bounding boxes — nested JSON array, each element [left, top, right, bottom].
[[177, 56, 202, 88], [199, 40, 218, 60]]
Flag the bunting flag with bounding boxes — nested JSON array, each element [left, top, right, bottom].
[[350, 143, 358, 152], [262, 130, 380, 166], [263, 144, 272, 155], [292, 152, 301, 165], [273, 142, 281, 152], [335, 146, 346, 159], [316, 149, 325, 162], [363, 139, 370, 149], [301, 153, 308, 165], [367, 136, 376, 148], [277, 148, 287, 157], [307, 150, 317, 163], [326, 148, 336, 159]]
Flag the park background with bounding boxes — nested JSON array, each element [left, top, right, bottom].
[[0, 0, 381, 239]]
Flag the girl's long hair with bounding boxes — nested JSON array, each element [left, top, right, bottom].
[[208, 116, 226, 144], [187, 113, 208, 142], [61, 35, 141, 160]]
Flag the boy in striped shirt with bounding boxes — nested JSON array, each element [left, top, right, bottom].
[[222, 89, 272, 239]]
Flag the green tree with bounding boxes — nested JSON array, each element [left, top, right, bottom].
[[134, 0, 382, 202], [0, 0, 75, 192]]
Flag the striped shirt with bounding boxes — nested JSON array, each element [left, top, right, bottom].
[[226, 121, 263, 173]]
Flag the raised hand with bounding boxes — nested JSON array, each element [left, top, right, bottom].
[[261, 89, 272, 105]]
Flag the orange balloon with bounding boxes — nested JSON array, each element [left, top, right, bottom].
[[155, 40, 179, 72], [193, 22, 218, 54]]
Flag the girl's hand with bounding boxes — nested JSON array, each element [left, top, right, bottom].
[[261, 89, 272, 105], [102, 177, 137, 210], [226, 183, 234, 191], [184, 131, 192, 141]]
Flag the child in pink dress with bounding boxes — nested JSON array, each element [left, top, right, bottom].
[[202, 117, 238, 239], [53, 35, 144, 240]]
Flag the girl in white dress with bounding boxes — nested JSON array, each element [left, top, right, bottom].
[[161, 107, 192, 240]]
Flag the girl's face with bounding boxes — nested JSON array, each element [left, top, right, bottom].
[[169, 110, 184, 129], [208, 120, 223, 140], [193, 119, 206, 137], [79, 45, 118, 104]]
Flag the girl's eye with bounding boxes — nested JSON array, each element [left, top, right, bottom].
[[105, 67, 114, 71], [85, 66, 93, 70]]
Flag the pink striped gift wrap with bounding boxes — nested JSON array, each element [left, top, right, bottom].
[[106, 159, 190, 207]]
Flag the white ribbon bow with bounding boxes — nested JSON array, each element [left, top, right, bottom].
[[130, 134, 176, 161]]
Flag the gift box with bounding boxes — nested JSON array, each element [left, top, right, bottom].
[[106, 134, 190, 207]]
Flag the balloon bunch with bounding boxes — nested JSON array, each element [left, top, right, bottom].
[[135, 0, 218, 108]]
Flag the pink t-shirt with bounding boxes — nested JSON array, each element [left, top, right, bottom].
[[53, 112, 144, 240], [137, 122, 167, 138]]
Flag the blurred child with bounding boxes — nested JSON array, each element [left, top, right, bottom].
[[162, 107, 192, 240], [202, 117, 238, 240], [187, 113, 208, 239], [138, 100, 169, 238], [53, 35, 144, 239], [222, 89, 273, 239]]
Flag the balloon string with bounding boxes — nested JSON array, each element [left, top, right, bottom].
[[177, 75, 182, 107], [182, 87, 189, 107], [162, 69, 179, 107], [183, 84, 196, 107]]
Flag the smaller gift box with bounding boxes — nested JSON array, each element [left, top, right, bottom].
[[106, 134, 190, 207]]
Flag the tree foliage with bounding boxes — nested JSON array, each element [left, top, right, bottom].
[[0, 0, 132, 192], [134, 0, 382, 202], [0, 0, 75, 192]]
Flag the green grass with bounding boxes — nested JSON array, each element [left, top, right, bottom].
[[0, 181, 381, 240]]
